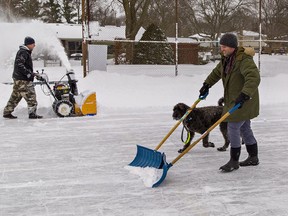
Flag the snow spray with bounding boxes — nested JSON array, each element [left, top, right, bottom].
[[0, 19, 72, 71]]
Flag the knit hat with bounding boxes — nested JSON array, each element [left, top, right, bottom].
[[24, 36, 35, 46], [220, 33, 238, 48]]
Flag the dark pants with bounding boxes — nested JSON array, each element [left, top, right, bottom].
[[228, 120, 257, 148]]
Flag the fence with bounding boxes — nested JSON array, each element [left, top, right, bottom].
[[82, 38, 288, 76]]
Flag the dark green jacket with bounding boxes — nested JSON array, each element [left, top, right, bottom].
[[204, 47, 260, 122]]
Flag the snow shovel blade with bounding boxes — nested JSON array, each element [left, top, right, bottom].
[[152, 158, 173, 188], [129, 145, 165, 169]]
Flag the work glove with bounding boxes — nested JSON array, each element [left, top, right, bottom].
[[26, 70, 34, 79], [33, 73, 44, 81], [235, 92, 250, 109], [199, 82, 210, 98]]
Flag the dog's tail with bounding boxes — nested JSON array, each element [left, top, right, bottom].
[[218, 97, 224, 106]]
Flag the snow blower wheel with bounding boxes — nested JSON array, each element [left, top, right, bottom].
[[53, 100, 74, 117]]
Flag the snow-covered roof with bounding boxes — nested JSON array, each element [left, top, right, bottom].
[[47, 23, 145, 41], [189, 31, 264, 40], [189, 33, 211, 40], [242, 30, 259, 37], [91, 25, 145, 41], [0, 22, 145, 41], [46, 23, 82, 40], [167, 37, 198, 43]]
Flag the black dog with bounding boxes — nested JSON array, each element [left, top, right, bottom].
[[173, 98, 229, 153]]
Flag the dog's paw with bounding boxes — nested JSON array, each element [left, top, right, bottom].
[[203, 142, 215, 148], [178, 148, 184, 153], [217, 146, 227, 151], [178, 144, 190, 153], [208, 142, 215, 148]]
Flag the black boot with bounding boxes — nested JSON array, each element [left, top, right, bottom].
[[29, 113, 43, 119], [239, 143, 259, 166], [220, 147, 241, 172], [3, 113, 17, 119]]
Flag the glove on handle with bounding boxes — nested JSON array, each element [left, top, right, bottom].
[[199, 82, 210, 98], [235, 92, 250, 108]]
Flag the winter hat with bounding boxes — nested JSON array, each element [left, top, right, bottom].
[[220, 33, 238, 48], [24, 36, 35, 46]]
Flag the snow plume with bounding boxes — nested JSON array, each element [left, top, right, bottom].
[[0, 20, 71, 71], [30, 20, 72, 71], [0, 6, 17, 23]]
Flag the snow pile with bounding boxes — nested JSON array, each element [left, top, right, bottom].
[[124, 166, 163, 188]]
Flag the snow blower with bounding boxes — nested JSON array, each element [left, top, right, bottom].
[[35, 69, 97, 117]]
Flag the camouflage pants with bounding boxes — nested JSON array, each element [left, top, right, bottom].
[[3, 80, 38, 115]]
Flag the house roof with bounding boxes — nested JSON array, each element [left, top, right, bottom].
[[167, 37, 198, 43], [242, 30, 260, 37], [46, 23, 145, 41], [46, 23, 82, 40], [189, 33, 211, 40], [0, 22, 145, 41]]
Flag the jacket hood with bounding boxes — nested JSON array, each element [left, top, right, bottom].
[[19, 45, 30, 51], [235, 46, 255, 61], [243, 47, 255, 56]]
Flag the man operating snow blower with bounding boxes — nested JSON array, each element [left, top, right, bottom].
[[3, 36, 43, 119]]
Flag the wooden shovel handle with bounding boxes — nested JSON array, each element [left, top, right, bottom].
[[171, 104, 241, 165], [154, 98, 202, 151]]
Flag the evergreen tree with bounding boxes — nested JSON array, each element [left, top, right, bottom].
[[0, 0, 23, 21], [61, 0, 77, 23], [41, 0, 62, 23], [18, 0, 42, 19], [133, 23, 175, 65]]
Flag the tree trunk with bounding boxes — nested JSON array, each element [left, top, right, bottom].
[[122, 0, 151, 63]]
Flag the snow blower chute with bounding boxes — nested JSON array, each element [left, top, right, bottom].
[[35, 69, 97, 117]]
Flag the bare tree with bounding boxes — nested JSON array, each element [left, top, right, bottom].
[[116, 0, 152, 63], [143, 0, 176, 37], [183, 0, 252, 40], [88, 0, 123, 26], [261, 0, 288, 39], [117, 0, 152, 40]]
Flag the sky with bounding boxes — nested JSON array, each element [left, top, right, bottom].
[[1, 21, 288, 216]]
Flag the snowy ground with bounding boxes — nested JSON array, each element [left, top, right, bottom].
[[1, 54, 288, 216]]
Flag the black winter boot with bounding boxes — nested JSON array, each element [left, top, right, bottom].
[[239, 143, 259, 166], [3, 113, 17, 119], [220, 147, 241, 172], [29, 113, 43, 119]]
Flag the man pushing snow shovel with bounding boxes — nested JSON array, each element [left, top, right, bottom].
[[199, 33, 260, 172]]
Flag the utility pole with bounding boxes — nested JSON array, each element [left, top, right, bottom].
[[81, 0, 89, 77], [175, 0, 179, 76], [258, 0, 262, 72]]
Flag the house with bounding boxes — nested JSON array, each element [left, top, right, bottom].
[[189, 33, 213, 47], [46, 23, 82, 57], [238, 30, 267, 49], [167, 37, 199, 64], [46, 23, 145, 57]]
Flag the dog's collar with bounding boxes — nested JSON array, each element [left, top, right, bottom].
[[184, 116, 193, 123]]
